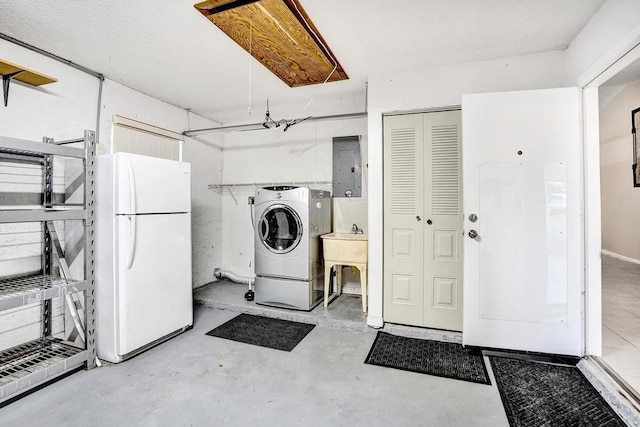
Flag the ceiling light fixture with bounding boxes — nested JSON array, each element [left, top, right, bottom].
[[261, 98, 309, 131]]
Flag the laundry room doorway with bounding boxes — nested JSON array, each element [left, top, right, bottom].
[[593, 48, 640, 396], [383, 109, 463, 330]]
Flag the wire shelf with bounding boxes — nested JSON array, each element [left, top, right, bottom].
[[208, 180, 332, 192], [208, 181, 332, 204], [0, 274, 87, 311], [0, 338, 86, 400]]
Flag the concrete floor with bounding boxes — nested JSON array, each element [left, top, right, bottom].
[[194, 280, 463, 343], [5, 276, 638, 426], [2, 301, 509, 426]]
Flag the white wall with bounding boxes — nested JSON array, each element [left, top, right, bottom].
[[599, 81, 640, 260], [566, 0, 640, 86], [0, 38, 100, 349], [184, 114, 223, 288], [98, 80, 223, 287], [0, 38, 222, 350], [0, 39, 98, 140], [218, 117, 367, 276], [366, 50, 568, 327]]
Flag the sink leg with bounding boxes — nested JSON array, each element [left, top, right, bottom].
[[324, 264, 332, 307], [360, 265, 367, 313]]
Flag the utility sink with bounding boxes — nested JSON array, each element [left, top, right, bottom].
[[321, 233, 368, 312], [321, 233, 368, 263]]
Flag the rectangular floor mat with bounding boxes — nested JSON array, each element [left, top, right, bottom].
[[205, 313, 315, 352], [364, 331, 490, 385], [489, 356, 625, 426]]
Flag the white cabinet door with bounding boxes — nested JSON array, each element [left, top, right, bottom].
[[462, 88, 583, 356]]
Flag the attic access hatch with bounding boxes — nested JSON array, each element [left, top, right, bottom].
[[194, 0, 348, 87]]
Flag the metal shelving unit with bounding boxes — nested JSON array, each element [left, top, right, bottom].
[[0, 131, 96, 405]]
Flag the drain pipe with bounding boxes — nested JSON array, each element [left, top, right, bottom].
[[214, 268, 254, 285]]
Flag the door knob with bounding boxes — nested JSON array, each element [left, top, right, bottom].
[[468, 230, 478, 239], [416, 215, 422, 221], [426, 219, 432, 225]]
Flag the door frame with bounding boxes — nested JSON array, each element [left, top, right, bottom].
[[582, 41, 640, 356]]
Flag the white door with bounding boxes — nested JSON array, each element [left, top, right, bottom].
[[462, 88, 583, 356], [423, 111, 463, 330], [117, 213, 192, 356], [384, 113, 425, 326], [384, 111, 463, 330]]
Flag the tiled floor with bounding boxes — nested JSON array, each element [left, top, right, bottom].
[[602, 254, 640, 392]]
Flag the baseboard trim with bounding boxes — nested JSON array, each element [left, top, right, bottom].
[[601, 249, 640, 265]]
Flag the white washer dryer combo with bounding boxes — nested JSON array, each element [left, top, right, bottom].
[[254, 186, 331, 310]]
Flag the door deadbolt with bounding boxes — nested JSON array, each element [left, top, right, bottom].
[[469, 213, 478, 223], [416, 215, 422, 221], [468, 230, 478, 239]]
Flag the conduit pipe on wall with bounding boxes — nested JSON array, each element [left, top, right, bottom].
[[0, 32, 105, 142], [183, 111, 367, 137], [214, 268, 254, 285]]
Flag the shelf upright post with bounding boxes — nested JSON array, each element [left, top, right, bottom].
[[42, 222, 52, 337], [42, 137, 54, 338], [83, 130, 97, 368]]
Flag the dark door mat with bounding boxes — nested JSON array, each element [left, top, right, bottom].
[[364, 331, 491, 385], [205, 313, 315, 352], [489, 356, 625, 427]]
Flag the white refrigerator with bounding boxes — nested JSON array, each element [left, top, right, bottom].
[[95, 153, 193, 363]]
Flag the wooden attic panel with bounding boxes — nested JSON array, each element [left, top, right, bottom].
[[194, 0, 348, 87], [0, 59, 57, 86]]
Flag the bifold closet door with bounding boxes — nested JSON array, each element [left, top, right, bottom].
[[383, 111, 463, 330], [383, 114, 425, 326]]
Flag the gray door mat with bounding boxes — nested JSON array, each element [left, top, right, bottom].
[[364, 331, 491, 385], [489, 356, 626, 426], [205, 313, 315, 352]]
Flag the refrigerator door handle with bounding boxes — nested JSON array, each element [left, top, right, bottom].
[[127, 214, 137, 269], [127, 160, 137, 214]]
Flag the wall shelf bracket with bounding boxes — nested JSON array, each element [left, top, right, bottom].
[[2, 70, 23, 106], [0, 59, 58, 107]]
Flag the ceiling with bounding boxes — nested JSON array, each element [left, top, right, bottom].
[[0, 1, 607, 125]]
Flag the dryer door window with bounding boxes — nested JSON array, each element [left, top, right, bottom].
[[259, 204, 303, 254]]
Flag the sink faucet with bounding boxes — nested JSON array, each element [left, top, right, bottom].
[[351, 223, 363, 234]]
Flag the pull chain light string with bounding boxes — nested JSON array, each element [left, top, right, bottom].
[[248, 20, 253, 115], [290, 0, 338, 120]]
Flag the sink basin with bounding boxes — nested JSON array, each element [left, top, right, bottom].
[[321, 232, 368, 241], [321, 233, 368, 266]]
